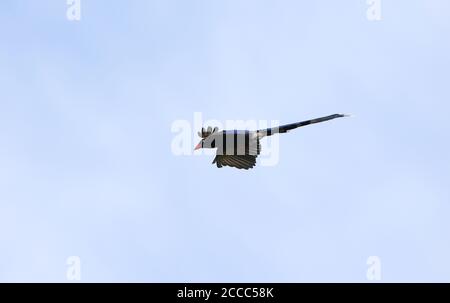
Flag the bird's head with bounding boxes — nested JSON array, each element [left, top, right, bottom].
[[195, 126, 219, 150]]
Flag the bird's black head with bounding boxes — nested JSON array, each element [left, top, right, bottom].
[[195, 126, 218, 150]]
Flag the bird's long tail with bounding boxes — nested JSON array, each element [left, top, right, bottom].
[[258, 114, 349, 138]]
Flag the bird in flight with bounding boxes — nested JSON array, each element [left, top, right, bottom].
[[194, 114, 349, 170]]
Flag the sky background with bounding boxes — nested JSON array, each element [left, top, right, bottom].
[[1, 0, 450, 282]]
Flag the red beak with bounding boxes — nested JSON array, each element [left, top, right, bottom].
[[194, 141, 202, 150]]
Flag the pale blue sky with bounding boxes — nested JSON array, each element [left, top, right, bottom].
[[1, 1, 450, 282]]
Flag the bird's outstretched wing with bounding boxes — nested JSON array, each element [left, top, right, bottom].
[[213, 155, 257, 170]]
